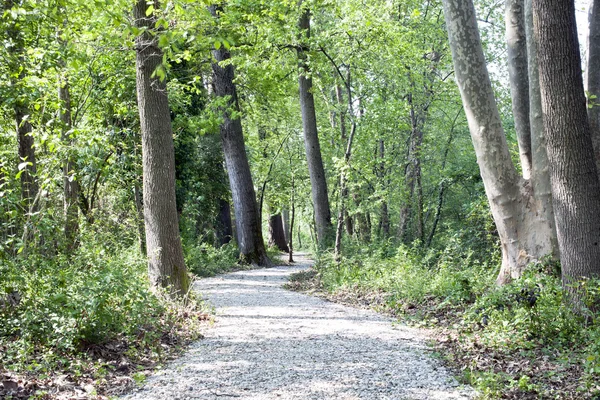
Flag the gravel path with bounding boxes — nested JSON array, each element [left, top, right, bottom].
[[123, 255, 474, 400]]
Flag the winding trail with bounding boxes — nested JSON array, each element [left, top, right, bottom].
[[123, 254, 474, 399]]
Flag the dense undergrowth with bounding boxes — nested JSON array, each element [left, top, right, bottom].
[[290, 240, 600, 399], [0, 234, 220, 399]]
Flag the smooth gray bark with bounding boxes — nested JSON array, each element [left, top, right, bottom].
[[586, 0, 600, 169], [134, 0, 189, 297], [297, 6, 333, 249], [533, 0, 600, 288], [506, 0, 533, 178], [442, 0, 556, 284], [525, 0, 559, 260], [210, 5, 270, 266]]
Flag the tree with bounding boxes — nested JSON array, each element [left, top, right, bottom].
[[586, 0, 600, 169], [506, 0, 532, 178], [134, 0, 189, 297], [5, 0, 38, 211], [442, 0, 557, 284], [533, 0, 600, 292], [209, 5, 270, 266], [297, 4, 333, 249]]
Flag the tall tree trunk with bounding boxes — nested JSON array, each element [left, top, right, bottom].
[[134, 0, 189, 297], [58, 73, 79, 251], [297, 6, 333, 249], [399, 93, 424, 243], [442, 0, 556, 284], [586, 0, 600, 169], [506, 0, 533, 178], [269, 213, 289, 252], [525, 0, 558, 260], [533, 0, 600, 290], [288, 172, 296, 263], [377, 140, 390, 239], [210, 5, 270, 266]]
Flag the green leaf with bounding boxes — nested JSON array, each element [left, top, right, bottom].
[[145, 5, 154, 16], [214, 41, 221, 50]]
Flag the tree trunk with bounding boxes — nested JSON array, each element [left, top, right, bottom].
[[506, 0, 533, 178], [288, 173, 296, 263], [533, 0, 600, 289], [525, 0, 559, 260], [5, 0, 38, 211], [297, 6, 333, 249], [58, 73, 79, 251], [442, 0, 556, 284], [134, 0, 189, 297], [586, 0, 600, 169], [282, 208, 290, 244], [216, 198, 233, 246], [210, 5, 270, 266], [268, 213, 289, 252], [377, 140, 390, 239]]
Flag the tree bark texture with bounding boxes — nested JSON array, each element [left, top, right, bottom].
[[268, 213, 289, 252], [134, 0, 189, 297], [210, 5, 270, 266], [533, 0, 600, 285], [297, 7, 333, 249], [586, 0, 600, 169], [525, 0, 559, 259], [506, 0, 533, 178], [442, 0, 557, 284]]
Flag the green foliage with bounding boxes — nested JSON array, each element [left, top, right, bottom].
[[0, 240, 204, 374], [312, 240, 600, 397], [184, 242, 240, 277]]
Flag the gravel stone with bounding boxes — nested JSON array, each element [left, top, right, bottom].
[[122, 255, 475, 399]]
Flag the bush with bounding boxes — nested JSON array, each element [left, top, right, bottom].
[[0, 240, 203, 374], [184, 241, 240, 277]]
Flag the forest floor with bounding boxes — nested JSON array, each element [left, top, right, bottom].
[[120, 253, 474, 399]]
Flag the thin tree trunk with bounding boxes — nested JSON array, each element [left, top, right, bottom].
[[210, 5, 270, 266], [58, 73, 79, 251], [586, 0, 600, 169], [506, 0, 533, 178], [288, 174, 296, 263], [377, 140, 390, 239], [297, 5, 333, 249], [533, 0, 600, 290], [282, 208, 290, 244], [442, 0, 557, 284], [134, 0, 189, 297]]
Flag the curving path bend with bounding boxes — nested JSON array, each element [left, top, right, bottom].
[[122, 254, 474, 400]]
